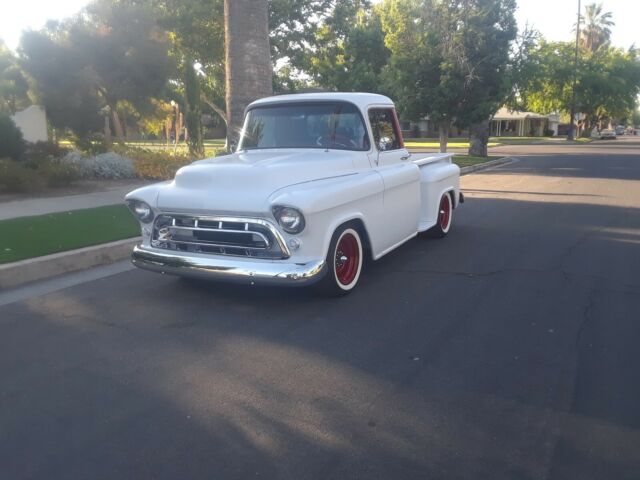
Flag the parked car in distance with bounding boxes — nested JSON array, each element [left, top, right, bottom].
[[592, 129, 617, 140], [125, 92, 463, 294], [615, 126, 625, 136]]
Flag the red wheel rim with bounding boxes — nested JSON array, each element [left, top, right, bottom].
[[335, 233, 360, 286], [439, 194, 451, 230]]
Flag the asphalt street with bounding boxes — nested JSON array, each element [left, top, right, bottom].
[[1, 139, 639, 479]]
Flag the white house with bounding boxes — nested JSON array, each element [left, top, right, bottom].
[[400, 107, 561, 138], [11, 105, 48, 143], [491, 107, 560, 137], [490, 107, 559, 137]]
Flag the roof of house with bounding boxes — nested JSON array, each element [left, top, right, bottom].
[[493, 107, 547, 121], [248, 92, 394, 112]]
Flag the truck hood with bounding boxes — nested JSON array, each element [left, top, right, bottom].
[[156, 149, 358, 214]]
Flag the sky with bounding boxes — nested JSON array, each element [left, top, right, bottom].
[[516, 0, 638, 48], [1, 0, 639, 52]]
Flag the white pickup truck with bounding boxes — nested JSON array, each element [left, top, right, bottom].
[[126, 93, 463, 294]]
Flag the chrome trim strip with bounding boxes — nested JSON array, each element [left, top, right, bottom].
[[166, 225, 271, 246], [160, 213, 292, 258], [161, 239, 269, 251], [132, 245, 326, 286]]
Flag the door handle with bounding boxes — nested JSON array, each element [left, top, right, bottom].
[[400, 154, 412, 161]]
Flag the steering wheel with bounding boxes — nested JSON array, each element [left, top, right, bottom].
[[316, 135, 356, 149]]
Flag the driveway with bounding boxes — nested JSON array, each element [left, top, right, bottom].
[[1, 141, 639, 479]]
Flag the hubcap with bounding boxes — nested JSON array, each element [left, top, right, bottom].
[[335, 233, 360, 286], [439, 195, 451, 230]]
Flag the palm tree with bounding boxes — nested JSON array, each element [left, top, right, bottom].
[[224, 0, 273, 149], [579, 2, 615, 52]]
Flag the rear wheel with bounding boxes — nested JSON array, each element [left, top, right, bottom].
[[319, 225, 364, 295], [427, 192, 453, 238]]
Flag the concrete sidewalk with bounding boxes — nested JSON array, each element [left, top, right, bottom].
[[0, 181, 148, 220]]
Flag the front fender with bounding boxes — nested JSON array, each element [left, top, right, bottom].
[[125, 181, 169, 208], [268, 172, 384, 263], [268, 171, 383, 215]]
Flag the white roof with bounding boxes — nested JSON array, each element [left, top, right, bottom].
[[493, 107, 547, 121], [248, 92, 394, 112]]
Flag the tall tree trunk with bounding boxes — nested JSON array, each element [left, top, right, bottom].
[[581, 115, 592, 138], [122, 108, 128, 139], [224, 0, 273, 151], [468, 119, 491, 157], [111, 108, 125, 144], [185, 59, 204, 157], [438, 120, 451, 153], [201, 94, 228, 126], [104, 115, 112, 144]]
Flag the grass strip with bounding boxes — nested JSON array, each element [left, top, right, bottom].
[[405, 141, 501, 148], [453, 155, 503, 168], [0, 205, 140, 264]]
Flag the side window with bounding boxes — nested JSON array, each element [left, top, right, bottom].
[[368, 108, 401, 151]]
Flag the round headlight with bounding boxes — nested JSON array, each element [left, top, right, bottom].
[[273, 206, 305, 234], [126, 199, 154, 223]]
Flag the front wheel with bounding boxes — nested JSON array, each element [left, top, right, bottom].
[[318, 225, 364, 295], [427, 192, 453, 238]]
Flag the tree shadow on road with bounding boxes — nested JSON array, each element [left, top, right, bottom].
[[2, 195, 640, 479]]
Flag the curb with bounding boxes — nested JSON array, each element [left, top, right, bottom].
[[0, 238, 139, 290], [460, 156, 516, 175]]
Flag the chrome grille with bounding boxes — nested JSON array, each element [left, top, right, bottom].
[[151, 214, 289, 259]]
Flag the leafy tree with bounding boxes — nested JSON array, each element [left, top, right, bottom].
[[579, 2, 614, 52], [20, 1, 174, 143], [145, 0, 344, 135], [517, 41, 640, 135], [307, 4, 389, 92], [20, 27, 104, 139], [0, 114, 25, 159], [147, 0, 226, 135], [0, 40, 31, 114], [380, 0, 517, 154], [379, 0, 455, 151], [269, 0, 334, 71], [445, 0, 518, 156]]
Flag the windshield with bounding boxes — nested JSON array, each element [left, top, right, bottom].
[[238, 102, 370, 151]]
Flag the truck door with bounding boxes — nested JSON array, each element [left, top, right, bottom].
[[368, 107, 421, 255]]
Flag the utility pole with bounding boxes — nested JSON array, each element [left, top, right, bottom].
[[568, 0, 581, 140]]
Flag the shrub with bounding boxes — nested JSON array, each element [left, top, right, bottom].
[[39, 159, 80, 187], [24, 141, 70, 162], [22, 141, 71, 170], [0, 157, 80, 193], [0, 159, 41, 193], [74, 133, 109, 156], [0, 115, 26, 160], [61, 151, 136, 179], [124, 147, 194, 180]]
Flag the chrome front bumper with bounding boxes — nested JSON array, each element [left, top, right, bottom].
[[131, 245, 327, 286]]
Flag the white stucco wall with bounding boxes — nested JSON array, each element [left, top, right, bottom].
[[11, 105, 48, 143]]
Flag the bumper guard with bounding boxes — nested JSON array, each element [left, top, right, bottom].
[[131, 245, 327, 286]]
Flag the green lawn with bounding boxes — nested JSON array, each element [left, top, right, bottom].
[[405, 136, 593, 147], [0, 205, 140, 264], [406, 140, 501, 148], [453, 155, 502, 168], [59, 139, 226, 157]]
